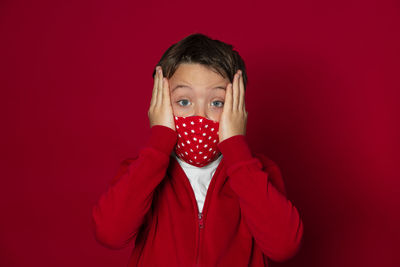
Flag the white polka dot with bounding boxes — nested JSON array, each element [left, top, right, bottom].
[[204, 156, 207, 159], [185, 152, 188, 155], [208, 136, 212, 140], [205, 125, 208, 128], [191, 129, 195, 133], [175, 116, 178, 119], [181, 142, 184, 146], [202, 133, 206, 136], [184, 132, 188, 135], [183, 123, 186, 127], [213, 151, 216, 154], [176, 125, 179, 129], [187, 140, 191, 144], [189, 160, 192, 162], [193, 137, 197, 141], [178, 144, 180, 148], [213, 139, 217, 143], [211, 128, 214, 131], [178, 134, 181, 137], [199, 151, 202, 154], [191, 121, 194, 125], [194, 156, 197, 159], [190, 149, 193, 152], [209, 148, 212, 151], [199, 139, 203, 143], [196, 145, 199, 149], [204, 144, 208, 148]]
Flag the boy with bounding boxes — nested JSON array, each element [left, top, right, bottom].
[[92, 33, 304, 266]]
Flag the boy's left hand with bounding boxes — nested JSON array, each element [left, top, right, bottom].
[[218, 69, 248, 143]]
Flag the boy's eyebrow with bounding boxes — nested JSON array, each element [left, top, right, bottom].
[[172, 85, 226, 92], [171, 85, 191, 92]]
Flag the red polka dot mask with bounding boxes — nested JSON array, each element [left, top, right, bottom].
[[173, 115, 220, 167]]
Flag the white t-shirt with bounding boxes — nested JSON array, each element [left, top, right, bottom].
[[171, 151, 223, 213]]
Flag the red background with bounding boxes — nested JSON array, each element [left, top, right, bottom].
[[1, 0, 399, 266]]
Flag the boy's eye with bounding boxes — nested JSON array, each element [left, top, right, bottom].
[[212, 101, 224, 108], [177, 99, 190, 106], [177, 100, 224, 108]]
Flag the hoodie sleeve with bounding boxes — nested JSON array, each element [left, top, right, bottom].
[[217, 135, 304, 262], [92, 125, 177, 249]]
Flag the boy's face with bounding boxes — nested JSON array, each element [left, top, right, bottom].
[[168, 63, 230, 123]]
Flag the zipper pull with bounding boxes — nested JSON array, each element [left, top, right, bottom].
[[198, 212, 204, 229]]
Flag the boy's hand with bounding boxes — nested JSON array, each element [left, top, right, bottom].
[[148, 66, 176, 131], [218, 69, 248, 143]]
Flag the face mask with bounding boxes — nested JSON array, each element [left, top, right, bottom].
[[173, 115, 220, 167]]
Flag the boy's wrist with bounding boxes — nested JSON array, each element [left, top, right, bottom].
[[217, 135, 254, 167], [218, 135, 263, 175], [146, 125, 177, 156]]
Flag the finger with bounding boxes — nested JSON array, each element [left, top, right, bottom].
[[224, 83, 233, 112], [232, 72, 239, 110], [163, 77, 171, 104], [157, 66, 163, 106], [238, 70, 245, 111], [150, 67, 159, 108]]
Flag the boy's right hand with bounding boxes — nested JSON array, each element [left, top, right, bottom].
[[148, 66, 176, 131]]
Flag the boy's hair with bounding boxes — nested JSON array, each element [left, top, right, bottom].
[[152, 33, 248, 91]]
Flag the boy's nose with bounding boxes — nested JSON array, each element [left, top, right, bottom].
[[194, 107, 207, 119]]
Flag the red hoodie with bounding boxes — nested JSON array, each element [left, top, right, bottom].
[[92, 125, 304, 266]]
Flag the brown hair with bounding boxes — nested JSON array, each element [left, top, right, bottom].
[[152, 33, 248, 91]]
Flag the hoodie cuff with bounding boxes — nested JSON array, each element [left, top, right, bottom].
[[145, 125, 177, 156], [217, 135, 262, 173]]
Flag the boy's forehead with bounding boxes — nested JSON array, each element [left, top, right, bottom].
[[170, 63, 229, 89], [171, 84, 226, 94]]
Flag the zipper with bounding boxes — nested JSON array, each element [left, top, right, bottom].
[[194, 172, 221, 266], [174, 157, 224, 266], [198, 212, 204, 229], [196, 212, 204, 266], [191, 180, 217, 266]]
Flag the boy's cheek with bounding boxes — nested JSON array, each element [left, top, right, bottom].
[[171, 107, 187, 117]]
